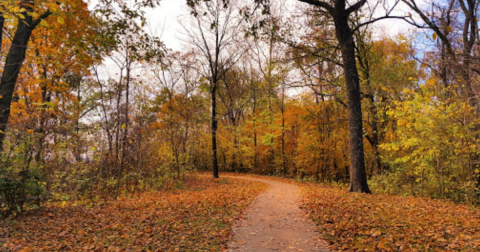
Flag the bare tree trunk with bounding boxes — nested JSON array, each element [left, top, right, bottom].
[[116, 51, 131, 199], [232, 123, 238, 171], [186, 0, 243, 178], [370, 103, 382, 174], [333, 13, 371, 193], [211, 84, 219, 178], [0, 12, 4, 52], [281, 83, 286, 175], [251, 75, 258, 172]]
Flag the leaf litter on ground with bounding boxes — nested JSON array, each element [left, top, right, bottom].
[[0, 175, 268, 251], [301, 183, 480, 251]]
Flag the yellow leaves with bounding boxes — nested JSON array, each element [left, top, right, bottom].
[[432, 32, 437, 41], [397, 119, 407, 127], [380, 84, 480, 204], [10, 6, 20, 14], [446, 26, 452, 32], [39, 19, 49, 27], [57, 16, 65, 25], [46, 2, 60, 13], [425, 78, 437, 88], [401, 88, 416, 96]]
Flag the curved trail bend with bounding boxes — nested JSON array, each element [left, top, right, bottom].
[[226, 176, 329, 252]]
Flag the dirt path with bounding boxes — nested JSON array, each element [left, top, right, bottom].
[[226, 176, 329, 252]]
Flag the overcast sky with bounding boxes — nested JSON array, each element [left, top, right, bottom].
[[144, 0, 188, 50], [142, 0, 415, 51]]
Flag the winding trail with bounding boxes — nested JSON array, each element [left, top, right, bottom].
[[226, 176, 329, 252]]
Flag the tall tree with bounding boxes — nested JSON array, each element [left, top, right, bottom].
[[295, 0, 373, 192], [0, 0, 52, 150], [185, 0, 246, 178]]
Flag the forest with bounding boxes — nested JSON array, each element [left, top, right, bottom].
[[1, 0, 480, 250]]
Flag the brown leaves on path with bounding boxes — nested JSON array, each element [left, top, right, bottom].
[[301, 184, 480, 251], [0, 176, 268, 251]]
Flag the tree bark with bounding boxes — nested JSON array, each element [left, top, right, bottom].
[[298, 0, 371, 192], [211, 84, 219, 178], [0, 12, 4, 51], [333, 11, 371, 193], [0, 1, 51, 150], [252, 78, 258, 171]]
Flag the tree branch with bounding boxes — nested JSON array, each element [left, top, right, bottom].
[[352, 15, 408, 34], [32, 9, 52, 28], [298, 0, 334, 14], [346, 0, 367, 15]]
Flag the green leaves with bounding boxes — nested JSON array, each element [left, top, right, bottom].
[[379, 85, 479, 202]]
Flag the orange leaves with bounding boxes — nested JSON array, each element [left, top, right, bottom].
[[0, 176, 267, 251], [301, 184, 480, 251]]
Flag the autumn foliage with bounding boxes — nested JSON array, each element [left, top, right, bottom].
[[2, 0, 480, 250], [0, 175, 267, 251], [301, 183, 480, 251]]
